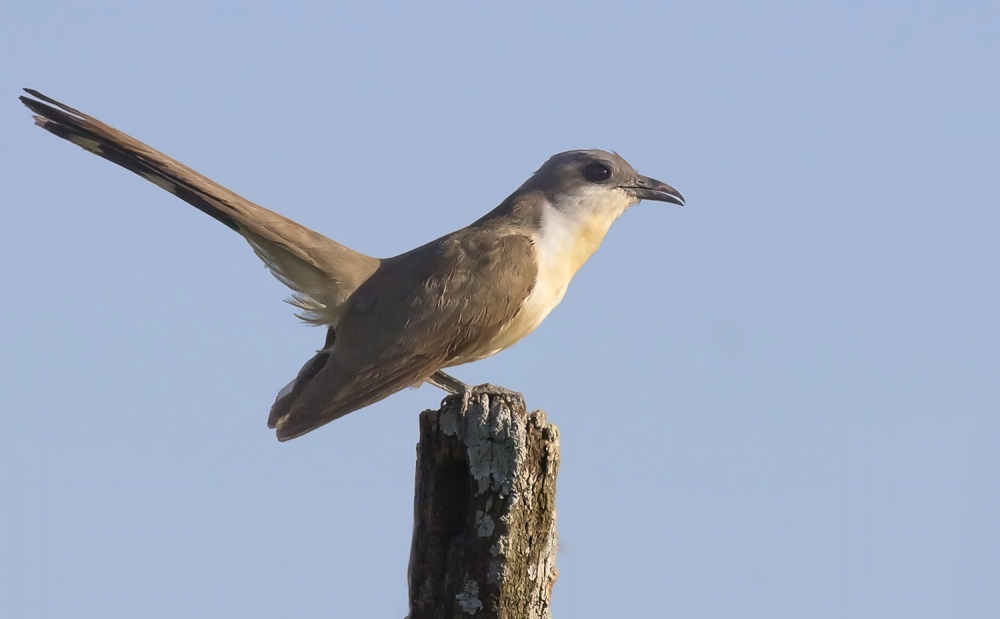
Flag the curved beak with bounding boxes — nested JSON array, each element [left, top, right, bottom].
[[622, 174, 685, 205]]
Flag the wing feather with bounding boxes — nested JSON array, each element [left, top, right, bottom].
[[269, 229, 537, 439]]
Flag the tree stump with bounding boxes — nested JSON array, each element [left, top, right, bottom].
[[408, 386, 560, 619]]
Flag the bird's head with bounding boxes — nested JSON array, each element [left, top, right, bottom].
[[524, 149, 684, 219]]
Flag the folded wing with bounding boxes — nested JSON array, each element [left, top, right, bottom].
[[269, 229, 537, 440]]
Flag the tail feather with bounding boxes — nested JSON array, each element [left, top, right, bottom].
[[23, 89, 244, 230], [20, 89, 379, 325]]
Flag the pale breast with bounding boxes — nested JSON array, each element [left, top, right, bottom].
[[482, 196, 630, 356]]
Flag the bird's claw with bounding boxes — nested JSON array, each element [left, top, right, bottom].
[[443, 383, 524, 415]]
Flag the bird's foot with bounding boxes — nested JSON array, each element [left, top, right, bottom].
[[445, 382, 525, 416]]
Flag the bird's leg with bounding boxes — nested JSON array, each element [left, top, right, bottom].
[[426, 370, 475, 414], [426, 370, 467, 394]]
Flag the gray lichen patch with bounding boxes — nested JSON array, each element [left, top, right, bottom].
[[455, 579, 483, 615], [475, 510, 495, 537], [436, 389, 529, 498], [466, 392, 527, 497], [439, 405, 460, 436], [490, 538, 509, 557]]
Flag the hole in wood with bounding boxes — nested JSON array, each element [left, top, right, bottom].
[[428, 457, 470, 535]]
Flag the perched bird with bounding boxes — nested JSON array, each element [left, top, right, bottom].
[[20, 89, 684, 441]]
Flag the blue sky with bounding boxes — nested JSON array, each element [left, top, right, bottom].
[[1, 1, 998, 617]]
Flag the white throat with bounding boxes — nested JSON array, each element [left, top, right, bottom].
[[487, 190, 634, 355]]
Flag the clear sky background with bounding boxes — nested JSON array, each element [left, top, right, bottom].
[[1, 2, 998, 618]]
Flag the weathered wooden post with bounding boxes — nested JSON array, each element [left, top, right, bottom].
[[408, 386, 560, 619]]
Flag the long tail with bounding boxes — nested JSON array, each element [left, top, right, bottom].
[[20, 89, 379, 324]]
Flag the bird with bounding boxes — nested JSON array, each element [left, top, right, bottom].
[[20, 89, 684, 441]]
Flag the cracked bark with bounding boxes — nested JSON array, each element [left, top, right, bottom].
[[407, 385, 560, 619]]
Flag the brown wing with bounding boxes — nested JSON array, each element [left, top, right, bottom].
[[19, 89, 378, 324], [269, 228, 537, 440]]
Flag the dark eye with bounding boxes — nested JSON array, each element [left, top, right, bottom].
[[582, 161, 612, 183]]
